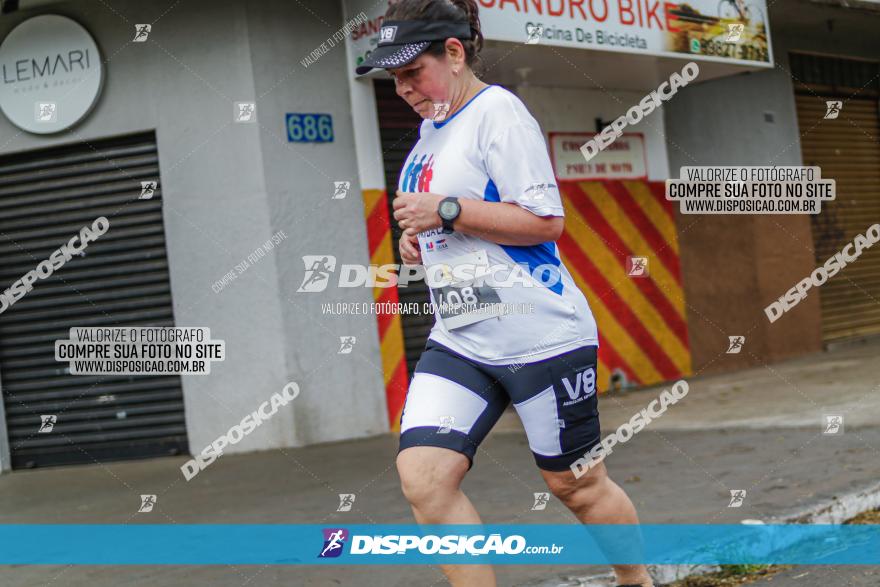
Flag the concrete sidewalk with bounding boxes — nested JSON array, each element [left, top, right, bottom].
[[744, 565, 880, 586], [0, 339, 878, 586]]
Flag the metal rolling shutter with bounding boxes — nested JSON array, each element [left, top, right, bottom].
[[0, 131, 188, 469], [791, 53, 880, 342], [375, 80, 432, 375]]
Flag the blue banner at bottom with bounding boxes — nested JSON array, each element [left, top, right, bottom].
[[0, 524, 877, 565]]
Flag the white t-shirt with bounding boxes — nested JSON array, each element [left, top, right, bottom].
[[397, 84, 598, 365]]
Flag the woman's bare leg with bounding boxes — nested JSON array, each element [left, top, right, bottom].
[[541, 462, 653, 587], [397, 446, 496, 586]]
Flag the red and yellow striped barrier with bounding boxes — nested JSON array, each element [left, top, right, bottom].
[[362, 188, 408, 431], [557, 180, 692, 391]]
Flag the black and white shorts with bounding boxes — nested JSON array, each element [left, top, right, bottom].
[[398, 339, 601, 471]]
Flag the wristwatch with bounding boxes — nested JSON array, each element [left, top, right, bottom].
[[438, 197, 461, 234]]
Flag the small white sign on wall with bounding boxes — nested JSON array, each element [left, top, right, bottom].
[[549, 132, 647, 180], [0, 15, 103, 134]]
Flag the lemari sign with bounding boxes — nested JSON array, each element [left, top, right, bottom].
[[0, 15, 103, 134]]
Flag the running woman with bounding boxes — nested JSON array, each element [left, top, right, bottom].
[[356, 1, 654, 586]]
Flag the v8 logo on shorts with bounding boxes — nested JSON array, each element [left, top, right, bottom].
[[561, 367, 596, 406]]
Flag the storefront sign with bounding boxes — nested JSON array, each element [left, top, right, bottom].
[[0, 15, 103, 134], [344, 0, 771, 75], [550, 132, 647, 180]]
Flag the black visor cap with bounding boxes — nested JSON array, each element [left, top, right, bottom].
[[354, 19, 473, 75]]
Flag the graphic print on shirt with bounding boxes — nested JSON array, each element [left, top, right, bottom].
[[401, 153, 434, 193]]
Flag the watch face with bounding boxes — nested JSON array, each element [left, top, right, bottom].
[[440, 201, 458, 218]]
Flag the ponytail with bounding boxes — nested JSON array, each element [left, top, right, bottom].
[[449, 0, 484, 55]]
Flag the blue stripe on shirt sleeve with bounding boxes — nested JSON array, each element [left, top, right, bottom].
[[483, 179, 563, 295]]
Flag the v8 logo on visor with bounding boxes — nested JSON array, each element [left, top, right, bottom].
[[379, 26, 397, 43]]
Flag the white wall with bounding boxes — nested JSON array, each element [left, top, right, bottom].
[[514, 85, 671, 181], [245, 0, 388, 446]]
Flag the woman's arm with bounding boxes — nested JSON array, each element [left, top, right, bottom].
[[393, 190, 563, 246]]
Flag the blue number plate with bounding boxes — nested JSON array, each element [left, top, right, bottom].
[[286, 113, 333, 143]]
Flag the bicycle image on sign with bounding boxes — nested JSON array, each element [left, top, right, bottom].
[[663, 0, 769, 63]]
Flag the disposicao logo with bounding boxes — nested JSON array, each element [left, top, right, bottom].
[[318, 528, 348, 558]]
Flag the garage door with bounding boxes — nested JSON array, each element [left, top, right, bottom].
[[792, 53, 880, 342], [0, 131, 188, 469], [374, 80, 432, 376]]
